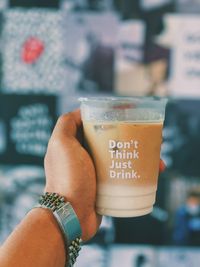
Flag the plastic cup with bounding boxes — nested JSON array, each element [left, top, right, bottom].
[[80, 97, 167, 217]]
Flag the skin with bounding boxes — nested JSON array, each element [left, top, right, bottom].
[[0, 110, 101, 267], [44, 110, 102, 241], [0, 110, 164, 267]]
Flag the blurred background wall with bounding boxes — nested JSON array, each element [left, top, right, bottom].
[[1, 1, 200, 266]]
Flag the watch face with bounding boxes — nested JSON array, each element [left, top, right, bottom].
[[58, 203, 71, 220]]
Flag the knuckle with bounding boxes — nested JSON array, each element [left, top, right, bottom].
[[57, 113, 72, 124]]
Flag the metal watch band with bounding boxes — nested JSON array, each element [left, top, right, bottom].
[[53, 202, 82, 245], [36, 192, 82, 267]]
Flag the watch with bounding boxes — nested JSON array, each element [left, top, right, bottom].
[[36, 192, 82, 267]]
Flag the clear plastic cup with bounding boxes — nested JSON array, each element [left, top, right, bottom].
[[79, 97, 167, 217]]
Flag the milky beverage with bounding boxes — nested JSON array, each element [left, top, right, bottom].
[[83, 121, 163, 217], [80, 97, 166, 217]]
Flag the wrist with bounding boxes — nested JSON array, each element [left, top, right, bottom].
[[28, 208, 66, 246], [27, 208, 66, 265], [35, 192, 82, 267], [44, 187, 84, 230]]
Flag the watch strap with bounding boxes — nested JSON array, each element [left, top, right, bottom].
[[35, 192, 82, 267], [53, 202, 82, 245]]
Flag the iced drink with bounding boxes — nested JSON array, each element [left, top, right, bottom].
[[80, 97, 166, 217]]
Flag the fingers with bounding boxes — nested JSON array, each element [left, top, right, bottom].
[[159, 159, 166, 173], [69, 109, 82, 128], [52, 109, 82, 138], [52, 113, 166, 174]]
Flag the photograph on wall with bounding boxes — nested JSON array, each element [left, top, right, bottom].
[[63, 11, 118, 95], [0, 94, 57, 165], [1, 8, 66, 94]]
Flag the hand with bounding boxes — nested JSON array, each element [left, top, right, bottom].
[[44, 110, 102, 241]]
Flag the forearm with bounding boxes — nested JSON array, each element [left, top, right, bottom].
[[0, 208, 66, 267]]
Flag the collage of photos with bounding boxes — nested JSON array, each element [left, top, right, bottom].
[[1, 1, 200, 267]]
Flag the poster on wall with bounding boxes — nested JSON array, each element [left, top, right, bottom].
[[9, 0, 59, 8], [0, 94, 57, 165], [157, 247, 200, 267], [162, 99, 200, 176], [0, 165, 45, 243], [140, 0, 172, 11], [1, 9, 66, 94], [63, 11, 118, 95], [169, 15, 200, 97], [176, 0, 200, 13], [0, 0, 7, 10], [114, 19, 147, 96], [109, 245, 156, 267]]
